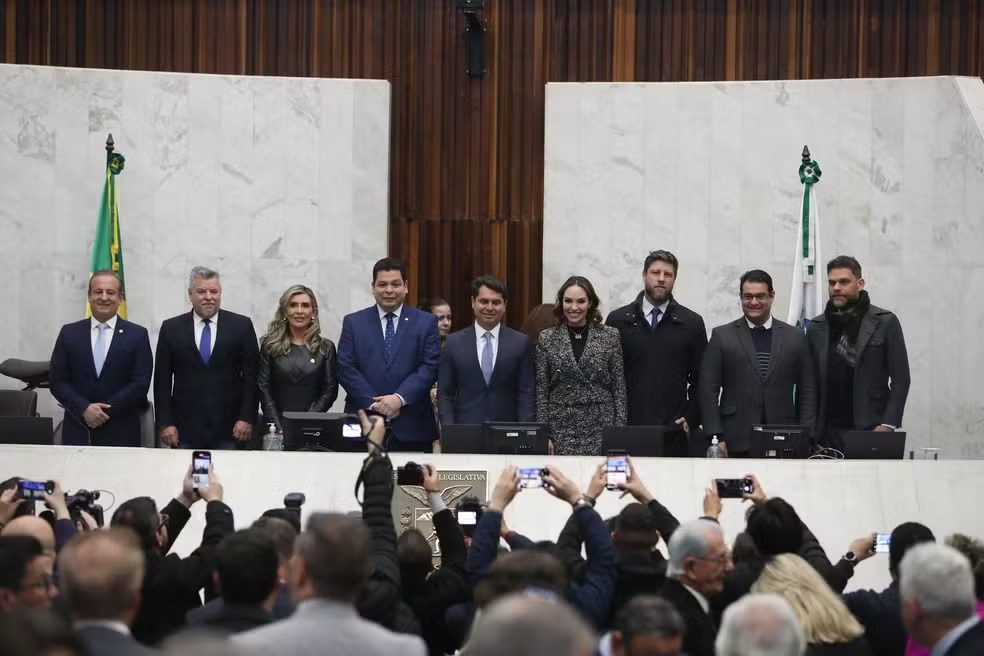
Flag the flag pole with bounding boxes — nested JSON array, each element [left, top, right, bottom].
[[105, 133, 115, 167]]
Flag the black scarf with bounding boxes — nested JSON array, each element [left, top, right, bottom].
[[824, 290, 871, 367]]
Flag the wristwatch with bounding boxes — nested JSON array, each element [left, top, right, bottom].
[[572, 495, 593, 510], [842, 551, 858, 566]]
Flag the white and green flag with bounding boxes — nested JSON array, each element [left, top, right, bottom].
[[787, 147, 825, 329]]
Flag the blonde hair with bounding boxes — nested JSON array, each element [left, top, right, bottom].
[[751, 553, 863, 644], [261, 285, 329, 357]]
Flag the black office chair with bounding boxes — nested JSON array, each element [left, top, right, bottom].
[[0, 390, 38, 417]]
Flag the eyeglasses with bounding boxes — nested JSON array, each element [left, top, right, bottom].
[[698, 551, 732, 567], [740, 293, 772, 303]]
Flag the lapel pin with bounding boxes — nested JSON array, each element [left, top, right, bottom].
[[118, 329, 124, 334], [310, 358, 316, 364]]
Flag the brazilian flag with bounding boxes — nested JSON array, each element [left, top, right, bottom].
[[86, 150, 127, 318]]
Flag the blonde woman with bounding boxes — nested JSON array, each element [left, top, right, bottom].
[[752, 553, 873, 656], [258, 285, 338, 431]]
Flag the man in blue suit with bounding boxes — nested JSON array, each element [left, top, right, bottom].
[[337, 257, 441, 451], [49, 270, 153, 447], [437, 275, 535, 425]]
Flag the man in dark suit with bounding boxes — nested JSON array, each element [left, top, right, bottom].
[[900, 543, 984, 656], [59, 528, 156, 656], [437, 275, 534, 426], [606, 250, 707, 457], [806, 256, 910, 452], [154, 266, 259, 450], [337, 257, 441, 451], [699, 269, 817, 457], [658, 518, 733, 656], [49, 270, 153, 447]]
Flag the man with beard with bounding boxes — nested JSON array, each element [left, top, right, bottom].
[[806, 256, 910, 453], [606, 251, 707, 456]]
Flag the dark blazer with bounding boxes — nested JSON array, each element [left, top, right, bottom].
[[153, 310, 259, 449], [807, 638, 875, 656], [658, 577, 717, 656], [49, 317, 153, 447], [606, 294, 708, 429], [944, 619, 984, 655], [699, 317, 817, 453], [185, 600, 274, 635], [842, 581, 905, 656], [806, 305, 910, 434], [337, 305, 441, 444], [75, 625, 157, 656], [436, 324, 535, 425], [257, 341, 338, 430]]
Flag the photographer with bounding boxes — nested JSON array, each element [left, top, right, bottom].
[[397, 463, 471, 656], [110, 463, 233, 645]]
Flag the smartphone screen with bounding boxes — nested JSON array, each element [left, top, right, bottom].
[[17, 480, 47, 500], [457, 511, 477, 525], [192, 451, 211, 489], [875, 533, 891, 554], [342, 421, 362, 440], [519, 467, 543, 489], [606, 451, 629, 490], [715, 478, 752, 499]]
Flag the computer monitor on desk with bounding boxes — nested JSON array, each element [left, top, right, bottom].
[[842, 431, 907, 460], [0, 417, 53, 445], [602, 426, 666, 457], [440, 424, 484, 454], [750, 425, 809, 459], [282, 412, 363, 452], [483, 422, 549, 455]]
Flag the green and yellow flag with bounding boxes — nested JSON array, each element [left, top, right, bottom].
[[86, 150, 127, 318]]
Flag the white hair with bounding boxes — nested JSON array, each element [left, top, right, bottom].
[[466, 593, 595, 656], [188, 266, 220, 289], [716, 593, 806, 656], [899, 543, 976, 621], [667, 519, 723, 578]]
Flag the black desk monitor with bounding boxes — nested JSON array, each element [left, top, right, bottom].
[[750, 425, 809, 459], [842, 431, 907, 460], [483, 422, 549, 455], [440, 424, 484, 454], [282, 412, 363, 452], [602, 426, 666, 457], [0, 417, 53, 445]]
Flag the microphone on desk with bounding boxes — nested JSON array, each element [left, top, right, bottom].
[[58, 403, 93, 447]]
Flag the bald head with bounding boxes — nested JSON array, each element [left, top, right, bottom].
[[467, 594, 596, 656], [59, 529, 145, 623], [2, 517, 55, 557]]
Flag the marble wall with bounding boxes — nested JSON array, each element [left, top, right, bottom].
[[0, 64, 390, 416], [544, 76, 984, 458]]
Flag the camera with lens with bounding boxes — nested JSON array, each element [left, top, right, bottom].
[[65, 489, 105, 528], [454, 495, 484, 537], [396, 462, 425, 486], [284, 492, 306, 524]]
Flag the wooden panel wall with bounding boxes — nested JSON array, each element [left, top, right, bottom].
[[2, 0, 983, 328]]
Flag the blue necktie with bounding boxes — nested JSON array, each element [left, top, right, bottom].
[[93, 323, 109, 376], [199, 319, 212, 364], [384, 313, 396, 358], [481, 331, 494, 385], [650, 308, 662, 330]]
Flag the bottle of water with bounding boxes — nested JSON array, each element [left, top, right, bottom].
[[706, 436, 725, 458], [262, 422, 283, 451]]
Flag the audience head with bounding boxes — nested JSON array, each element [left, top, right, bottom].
[[553, 276, 602, 328], [259, 508, 301, 534], [111, 496, 165, 553], [58, 528, 144, 624], [291, 513, 372, 604], [716, 593, 805, 656], [752, 553, 863, 645], [474, 549, 568, 609], [521, 303, 555, 344], [162, 631, 244, 656], [188, 265, 221, 319], [666, 519, 732, 598], [419, 297, 453, 338], [900, 543, 977, 647], [643, 250, 679, 305], [251, 516, 298, 562], [262, 284, 327, 356], [371, 257, 408, 312], [946, 533, 984, 600], [745, 498, 804, 557], [613, 503, 661, 553], [826, 255, 864, 307], [87, 269, 124, 322], [2, 515, 56, 558], [397, 528, 433, 584], [0, 535, 53, 611], [471, 275, 508, 331], [888, 522, 935, 580], [466, 593, 596, 656], [731, 531, 762, 565], [611, 595, 685, 656], [0, 607, 85, 656], [0, 478, 33, 522], [214, 529, 279, 608]]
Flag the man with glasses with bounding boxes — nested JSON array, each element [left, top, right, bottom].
[[0, 535, 55, 612], [698, 270, 817, 457]]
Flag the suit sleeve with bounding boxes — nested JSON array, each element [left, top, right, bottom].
[[698, 328, 724, 436], [517, 336, 536, 423], [436, 341, 457, 424], [795, 332, 818, 437], [394, 315, 441, 406], [309, 341, 339, 412], [104, 327, 153, 414], [882, 314, 911, 427], [570, 506, 617, 629], [535, 337, 550, 427], [237, 318, 259, 423], [608, 331, 628, 425], [49, 327, 91, 421], [337, 315, 378, 410], [257, 348, 280, 429], [686, 315, 709, 429], [153, 321, 175, 429], [465, 509, 503, 584]]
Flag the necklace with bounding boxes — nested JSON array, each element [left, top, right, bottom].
[[567, 324, 588, 340]]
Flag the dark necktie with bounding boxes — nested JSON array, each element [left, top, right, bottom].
[[650, 308, 662, 330], [384, 313, 396, 357], [199, 319, 212, 364]]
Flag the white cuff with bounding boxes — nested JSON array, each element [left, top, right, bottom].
[[428, 491, 446, 513]]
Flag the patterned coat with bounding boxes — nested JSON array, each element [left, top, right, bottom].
[[535, 323, 628, 455]]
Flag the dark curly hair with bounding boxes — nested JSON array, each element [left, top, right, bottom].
[[551, 276, 603, 327]]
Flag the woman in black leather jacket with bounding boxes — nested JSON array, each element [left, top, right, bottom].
[[257, 285, 338, 431]]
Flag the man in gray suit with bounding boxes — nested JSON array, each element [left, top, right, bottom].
[[806, 256, 910, 452], [699, 270, 817, 456], [234, 512, 426, 656]]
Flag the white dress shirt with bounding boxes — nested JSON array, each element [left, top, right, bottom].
[[745, 316, 774, 330], [377, 305, 404, 338], [475, 322, 501, 371], [90, 315, 118, 354], [642, 297, 670, 326], [193, 311, 218, 353]]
